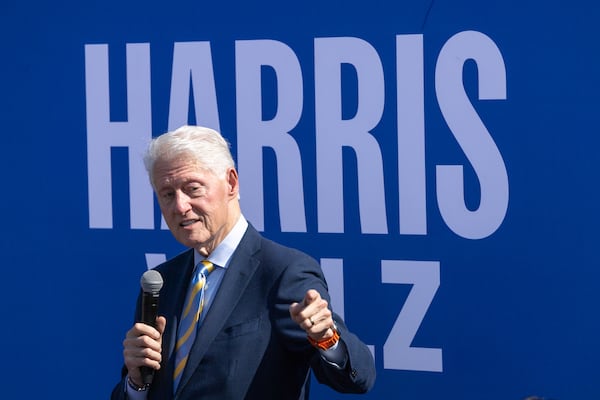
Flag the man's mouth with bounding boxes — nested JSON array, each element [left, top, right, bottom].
[[180, 219, 198, 227]]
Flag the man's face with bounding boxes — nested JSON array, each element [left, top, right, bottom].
[[152, 155, 238, 255]]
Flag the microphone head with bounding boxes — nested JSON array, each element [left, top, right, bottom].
[[141, 269, 164, 293]]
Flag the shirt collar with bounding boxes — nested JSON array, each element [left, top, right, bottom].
[[194, 214, 248, 268]]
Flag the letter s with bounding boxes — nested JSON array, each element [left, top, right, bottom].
[[435, 31, 508, 240]]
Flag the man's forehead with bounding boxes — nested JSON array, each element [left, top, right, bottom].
[[153, 158, 215, 184]]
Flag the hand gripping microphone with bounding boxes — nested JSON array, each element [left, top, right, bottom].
[[139, 269, 164, 386]]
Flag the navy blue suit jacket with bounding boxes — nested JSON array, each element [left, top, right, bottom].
[[111, 225, 375, 399]]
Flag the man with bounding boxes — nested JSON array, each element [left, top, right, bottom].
[[111, 125, 376, 399]]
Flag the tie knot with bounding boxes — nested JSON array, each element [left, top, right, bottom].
[[199, 260, 215, 276]]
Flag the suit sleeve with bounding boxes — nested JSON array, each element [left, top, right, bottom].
[[272, 249, 376, 394], [110, 376, 127, 400]]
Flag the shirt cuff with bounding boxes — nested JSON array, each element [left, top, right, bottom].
[[124, 375, 149, 400]]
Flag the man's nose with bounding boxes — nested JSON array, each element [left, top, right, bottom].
[[174, 191, 192, 214]]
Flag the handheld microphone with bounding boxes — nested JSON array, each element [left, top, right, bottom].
[[139, 269, 164, 386]]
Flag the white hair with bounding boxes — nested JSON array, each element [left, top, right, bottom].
[[143, 125, 235, 185]]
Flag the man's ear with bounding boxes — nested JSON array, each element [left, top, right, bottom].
[[226, 167, 239, 196]]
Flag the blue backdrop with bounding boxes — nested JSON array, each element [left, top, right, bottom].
[[1, 1, 598, 399]]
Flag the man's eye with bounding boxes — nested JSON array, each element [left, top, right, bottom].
[[186, 186, 202, 196]]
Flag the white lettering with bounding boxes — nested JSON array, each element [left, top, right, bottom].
[[168, 41, 221, 131], [320, 258, 345, 319], [382, 259, 442, 372], [84, 30, 509, 240], [435, 31, 509, 239], [397, 34, 427, 235], [315, 37, 387, 234], [235, 39, 307, 232], [84, 43, 154, 229]]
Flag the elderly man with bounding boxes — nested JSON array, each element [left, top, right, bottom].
[[111, 125, 375, 399]]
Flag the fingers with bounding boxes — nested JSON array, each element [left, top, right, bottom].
[[303, 306, 332, 332], [289, 290, 335, 340], [123, 319, 165, 376]]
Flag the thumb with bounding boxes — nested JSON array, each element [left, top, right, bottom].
[[156, 316, 167, 335]]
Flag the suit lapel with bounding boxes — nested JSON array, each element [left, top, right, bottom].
[[175, 227, 262, 397]]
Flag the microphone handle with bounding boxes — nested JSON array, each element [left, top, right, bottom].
[[140, 291, 160, 385], [141, 291, 159, 327]]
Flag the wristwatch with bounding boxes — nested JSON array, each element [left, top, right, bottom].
[[127, 376, 149, 392], [307, 327, 340, 350]]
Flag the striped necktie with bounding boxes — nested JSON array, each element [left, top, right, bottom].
[[173, 260, 215, 391]]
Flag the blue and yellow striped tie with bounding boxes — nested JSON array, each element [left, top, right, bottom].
[[173, 260, 215, 391]]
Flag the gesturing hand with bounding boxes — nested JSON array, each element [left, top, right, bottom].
[[289, 289, 335, 341]]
